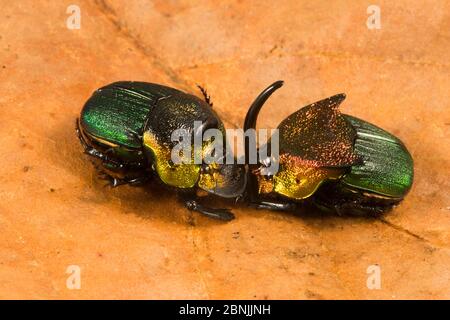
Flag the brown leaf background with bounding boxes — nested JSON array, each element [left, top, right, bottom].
[[0, 0, 449, 299]]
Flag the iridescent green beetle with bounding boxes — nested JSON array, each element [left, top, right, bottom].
[[77, 81, 246, 221], [244, 81, 414, 215]]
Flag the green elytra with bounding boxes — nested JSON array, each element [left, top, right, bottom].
[[80, 82, 183, 149], [341, 115, 413, 199]]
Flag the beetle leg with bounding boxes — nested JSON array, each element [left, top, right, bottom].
[[196, 84, 213, 107], [106, 177, 127, 188], [125, 176, 150, 186], [98, 169, 149, 188], [97, 160, 150, 187], [184, 199, 235, 221], [332, 201, 391, 216], [248, 200, 298, 212], [95, 167, 123, 187], [313, 192, 393, 216]]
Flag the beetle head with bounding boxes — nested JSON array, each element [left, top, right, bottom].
[[198, 160, 247, 198]]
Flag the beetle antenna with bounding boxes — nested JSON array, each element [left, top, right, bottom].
[[244, 81, 284, 131]]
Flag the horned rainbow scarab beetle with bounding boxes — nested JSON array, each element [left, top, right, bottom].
[[76, 81, 246, 221], [243, 81, 414, 216]]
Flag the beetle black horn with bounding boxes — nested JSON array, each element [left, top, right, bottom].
[[244, 80, 284, 131], [243, 81, 283, 202]]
